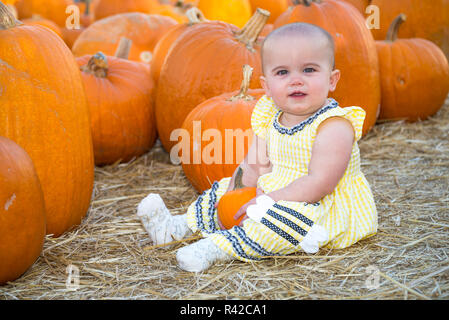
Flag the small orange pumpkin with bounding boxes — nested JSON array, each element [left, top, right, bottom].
[[180, 65, 264, 193], [217, 187, 257, 229]]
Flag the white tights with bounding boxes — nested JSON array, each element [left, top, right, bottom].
[[137, 194, 233, 272]]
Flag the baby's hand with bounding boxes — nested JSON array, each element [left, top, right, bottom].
[[234, 188, 265, 227]]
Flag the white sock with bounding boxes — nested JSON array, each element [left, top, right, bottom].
[[176, 238, 234, 272], [137, 193, 192, 245]]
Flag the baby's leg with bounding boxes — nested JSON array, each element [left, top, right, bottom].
[[176, 238, 234, 272], [137, 194, 192, 245]]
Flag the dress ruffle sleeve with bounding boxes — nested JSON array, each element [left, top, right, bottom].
[[251, 95, 278, 140], [313, 105, 366, 142]]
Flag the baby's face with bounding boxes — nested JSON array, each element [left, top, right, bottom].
[[260, 35, 340, 122]]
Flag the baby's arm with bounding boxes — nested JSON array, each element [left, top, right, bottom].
[[225, 133, 272, 192], [267, 117, 354, 203]]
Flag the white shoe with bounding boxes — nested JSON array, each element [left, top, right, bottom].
[[137, 193, 191, 245], [176, 238, 233, 272]]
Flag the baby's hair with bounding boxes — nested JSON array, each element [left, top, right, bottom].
[[261, 23, 336, 72]]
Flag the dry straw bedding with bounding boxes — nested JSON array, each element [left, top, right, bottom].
[[2, 96, 449, 300]]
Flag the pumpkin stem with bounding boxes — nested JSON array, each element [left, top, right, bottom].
[[114, 37, 132, 59], [84, 0, 91, 15], [386, 14, 406, 42], [185, 7, 206, 25], [228, 65, 254, 102], [80, 52, 109, 78], [0, 1, 22, 30], [235, 8, 270, 51], [234, 167, 245, 190]]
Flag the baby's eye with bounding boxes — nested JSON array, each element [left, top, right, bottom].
[[304, 67, 316, 73], [276, 69, 288, 76]]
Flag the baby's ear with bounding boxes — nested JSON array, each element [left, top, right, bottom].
[[329, 69, 341, 92], [260, 76, 271, 97]]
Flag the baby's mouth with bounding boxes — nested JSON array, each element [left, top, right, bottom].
[[288, 90, 306, 97]]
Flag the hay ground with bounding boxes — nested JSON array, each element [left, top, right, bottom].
[[2, 96, 449, 300]]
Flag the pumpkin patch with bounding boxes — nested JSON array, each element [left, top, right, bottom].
[[0, 0, 448, 293]]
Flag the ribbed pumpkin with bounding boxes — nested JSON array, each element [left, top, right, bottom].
[[16, 0, 73, 27], [369, 0, 449, 62], [150, 7, 207, 85], [339, 0, 371, 13], [155, 8, 270, 152], [72, 12, 177, 64], [249, 0, 289, 24], [77, 38, 157, 165], [197, 0, 252, 28], [0, 3, 94, 237], [217, 187, 257, 229], [274, 0, 381, 136], [92, 0, 160, 21], [22, 15, 63, 37], [376, 14, 449, 122], [0, 136, 46, 285], [180, 65, 264, 193]]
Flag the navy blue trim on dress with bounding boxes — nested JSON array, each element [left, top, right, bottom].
[[272, 98, 339, 135], [266, 209, 307, 237], [273, 203, 314, 227], [261, 217, 299, 246], [193, 181, 279, 261]]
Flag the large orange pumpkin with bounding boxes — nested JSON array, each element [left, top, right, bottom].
[[217, 187, 257, 229], [376, 14, 449, 122], [0, 3, 94, 237], [180, 65, 264, 193], [21, 15, 63, 38], [16, 0, 73, 27], [150, 7, 207, 85], [249, 0, 289, 24], [0, 136, 46, 285], [274, 0, 381, 136], [155, 8, 270, 152], [368, 0, 449, 63], [77, 38, 157, 165], [197, 0, 252, 28], [72, 12, 177, 64], [92, 0, 160, 21]]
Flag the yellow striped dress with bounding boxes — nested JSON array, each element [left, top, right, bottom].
[[186, 95, 378, 262]]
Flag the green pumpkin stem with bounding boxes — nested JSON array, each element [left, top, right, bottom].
[[228, 64, 254, 102], [0, 1, 22, 30], [80, 52, 108, 78], [114, 37, 132, 59], [233, 167, 245, 190], [235, 8, 270, 51], [386, 14, 406, 42], [185, 7, 206, 25]]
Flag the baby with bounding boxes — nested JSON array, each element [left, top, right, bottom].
[[137, 22, 378, 272]]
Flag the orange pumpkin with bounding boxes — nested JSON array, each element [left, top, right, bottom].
[[0, 136, 46, 285], [0, 3, 94, 237], [155, 8, 270, 152], [22, 15, 63, 38], [197, 0, 252, 28], [339, 0, 371, 14], [150, 7, 207, 85], [77, 38, 157, 165], [217, 187, 257, 229], [16, 0, 73, 27], [180, 65, 264, 193], [274, 0, 381, 136], [376, 14, 449, 122], [72, 12, 177, 64], [369, 0, 449, 63], [249, 0, 289, 24], [92, 0, 160, 21]]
